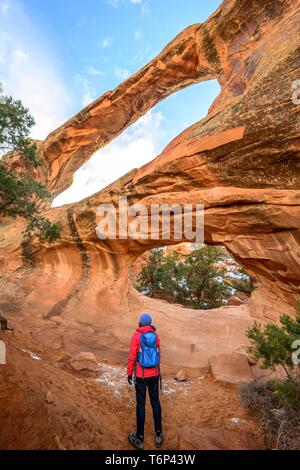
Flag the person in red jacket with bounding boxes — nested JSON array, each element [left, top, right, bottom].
[[128, 313, 163, 450]]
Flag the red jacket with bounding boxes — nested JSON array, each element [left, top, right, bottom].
[[127, 325, 161, 378]]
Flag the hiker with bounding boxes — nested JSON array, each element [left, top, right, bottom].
[[127, 312, 163, 450]]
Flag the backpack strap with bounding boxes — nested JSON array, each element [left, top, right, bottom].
[[140, 332, 145, 379]]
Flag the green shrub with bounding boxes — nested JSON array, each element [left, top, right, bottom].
[[247, 304, 300, 380], [269, 379, 300, 410], [240, 302, 300, 449]]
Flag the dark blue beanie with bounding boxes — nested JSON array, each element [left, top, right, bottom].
[[139, 313, 152, 326]]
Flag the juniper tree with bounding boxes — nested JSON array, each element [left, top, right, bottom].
[[0, 93, 60, 242], [138, 245, 232, 309]]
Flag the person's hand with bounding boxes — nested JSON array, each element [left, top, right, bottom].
[[128, 374, 133, 385]]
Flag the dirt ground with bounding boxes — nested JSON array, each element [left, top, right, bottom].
[[0, 329, 264, 450]]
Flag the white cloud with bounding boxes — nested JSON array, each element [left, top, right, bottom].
[[0, 1, 70, 140], [81, 92, 95, 107], [74, 74, 96, 107], [106, 0, 120, 8], [87, 66, 104, 76], [141, 3, 151, 15], [107, 0, 146, 10], [0, 0, 11, 16], [114, 67, 131, 81], [134, 30, 142, 40], [99, 36, 114, 49], [74, 74, 87, 86], [13, 48, 29, 64], [53, 109, 166, 206], [0, 31, 10, 63]]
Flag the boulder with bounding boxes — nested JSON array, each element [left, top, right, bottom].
[[174, 370, 187, 382], [178, 423, 263, 450], [68, 352, 98, 372], [209, 353, 254, 384]]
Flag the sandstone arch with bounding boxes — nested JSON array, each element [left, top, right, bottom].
[[0, 0, 299, 368]]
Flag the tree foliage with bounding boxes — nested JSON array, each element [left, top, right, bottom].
[[137, 246, 233, 309], [242, 302, 300, 415], [0, 94, 60, 242], [226, 266, 256, 294], [247, 301, 300, 380]]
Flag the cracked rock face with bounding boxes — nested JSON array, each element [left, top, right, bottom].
[[0, 0, 299, 365]]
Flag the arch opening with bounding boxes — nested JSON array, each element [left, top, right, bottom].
[[131, 243, 258, 311], [52, 79, 221, 207]]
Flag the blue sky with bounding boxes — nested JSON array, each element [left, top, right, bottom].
[[0, 0, 222, 205]]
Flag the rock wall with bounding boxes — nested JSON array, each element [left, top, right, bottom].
[[0, 0, 299, 366]]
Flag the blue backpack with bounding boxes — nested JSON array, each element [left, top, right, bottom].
[[138, 332, 160, 369]]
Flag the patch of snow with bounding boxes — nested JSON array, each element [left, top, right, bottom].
[[230, 417, 241, 425], [162, 386, 175, 395], [94, 364, 128, 398], [21, 349, 42, 361], [91, 364, 201, 398], [162, 378, 191, 395]]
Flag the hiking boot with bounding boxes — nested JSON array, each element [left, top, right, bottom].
[[155, 432, 164, 448], [128, 432, 144, 450]]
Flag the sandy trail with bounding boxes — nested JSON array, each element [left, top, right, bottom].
[[81, 363, 261, 450], [0, 330, 262, 450]]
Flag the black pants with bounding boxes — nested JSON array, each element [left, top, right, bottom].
[[135, 376, 162, 439]]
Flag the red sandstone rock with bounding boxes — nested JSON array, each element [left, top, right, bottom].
[[209, 353, 254, 384], [68, 352, 98, 372]]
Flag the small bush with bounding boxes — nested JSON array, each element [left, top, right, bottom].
[[241, 303, 300, 449], [240, 380, 300, 449], [270, 379, 300, 410]]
